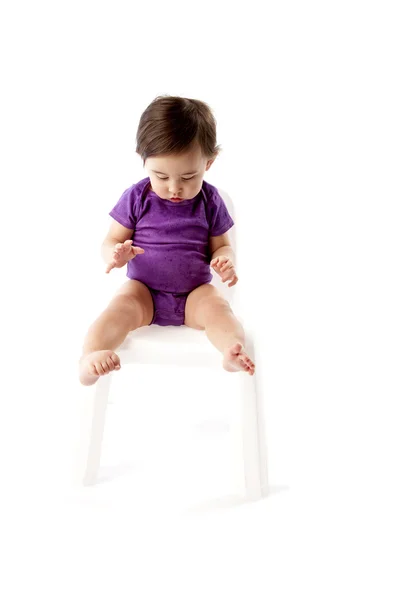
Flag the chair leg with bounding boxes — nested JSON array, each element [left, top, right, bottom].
[[81, 375, 112, 485], [240, 335, 269, 500]]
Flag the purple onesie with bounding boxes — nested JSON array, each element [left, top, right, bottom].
[[109, 177, 234, 326]]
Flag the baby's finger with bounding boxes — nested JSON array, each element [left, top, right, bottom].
[[105, 261, 115, 274], [132, 246, 145, 255], [221, 268, 234, 282], [220, 261, 232, 272], [228, 276, 239, 287]]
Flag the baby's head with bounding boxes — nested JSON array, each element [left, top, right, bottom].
[[136, 95, 221, 202]]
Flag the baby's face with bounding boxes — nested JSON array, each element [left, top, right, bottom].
[[145, 144, 214, 202]]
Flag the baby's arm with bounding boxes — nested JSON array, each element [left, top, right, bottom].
[[101, 219, 144, 273], [209, 232, 235, 263], [101, 220, 134, 264], [209, 232, 238, 287]]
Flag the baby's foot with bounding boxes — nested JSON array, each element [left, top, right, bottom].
[[79, 350, 121, 386], [223, 342, 255, 376]]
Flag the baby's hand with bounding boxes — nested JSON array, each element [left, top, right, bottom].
[[210, 255, 238, 287], [105, 240, 145, 274]]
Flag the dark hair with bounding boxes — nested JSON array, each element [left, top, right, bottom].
[[136, 95, 222, 165]]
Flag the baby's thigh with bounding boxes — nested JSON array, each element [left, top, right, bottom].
[[110, 279, 154, 328]]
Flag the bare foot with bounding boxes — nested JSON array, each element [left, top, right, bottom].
[[79, 350, 121, 386], [223, 342, 255, 376]]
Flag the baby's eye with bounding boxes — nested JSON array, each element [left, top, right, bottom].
[[156, 175, 195, 181]]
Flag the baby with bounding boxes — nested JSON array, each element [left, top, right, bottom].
[[79, 95, 255, 386]]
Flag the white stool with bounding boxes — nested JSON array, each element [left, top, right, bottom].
[[79, 323, 268, 500], [78, 189, 268, 500]]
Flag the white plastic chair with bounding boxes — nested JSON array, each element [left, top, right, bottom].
[[78, 189, 268, 501]]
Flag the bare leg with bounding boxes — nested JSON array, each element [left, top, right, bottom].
[[79, 281, 154, 386], [185, 284, 255, 375]]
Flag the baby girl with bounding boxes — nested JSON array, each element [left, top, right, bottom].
[[79, 95, 255, 385]]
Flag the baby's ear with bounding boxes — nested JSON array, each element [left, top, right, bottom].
[[206, 157, 216, 170]]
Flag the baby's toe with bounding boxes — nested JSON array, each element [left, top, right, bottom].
[[240, 355, 255, 374], [94, 362, 105, 375], [111, 352, 120, 366], [231, 342, 243, 355], [105, 357, 115, 371], [101, 360, 113, 373]]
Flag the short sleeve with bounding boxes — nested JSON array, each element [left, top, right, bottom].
[[208, 189, 234, 236], [108, 185, 139, 229]]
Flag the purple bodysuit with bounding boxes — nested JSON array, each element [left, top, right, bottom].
[[109, 177, 234, 326]]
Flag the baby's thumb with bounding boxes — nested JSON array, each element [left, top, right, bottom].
[[132, 246, 145, 255]]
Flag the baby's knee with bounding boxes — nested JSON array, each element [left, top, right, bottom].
[[200, 295, 231, 316], [107, 294, 148, 328]]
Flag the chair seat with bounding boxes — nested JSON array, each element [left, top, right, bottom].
[[117, 325, 222, 368], [115, 267, 243, 369]]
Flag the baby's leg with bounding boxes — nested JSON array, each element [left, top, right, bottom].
[[79, 280, 154, 386], [184, 284, 255, 375]]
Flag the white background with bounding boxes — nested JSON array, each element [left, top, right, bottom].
[[1, 1, 399, 598]]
